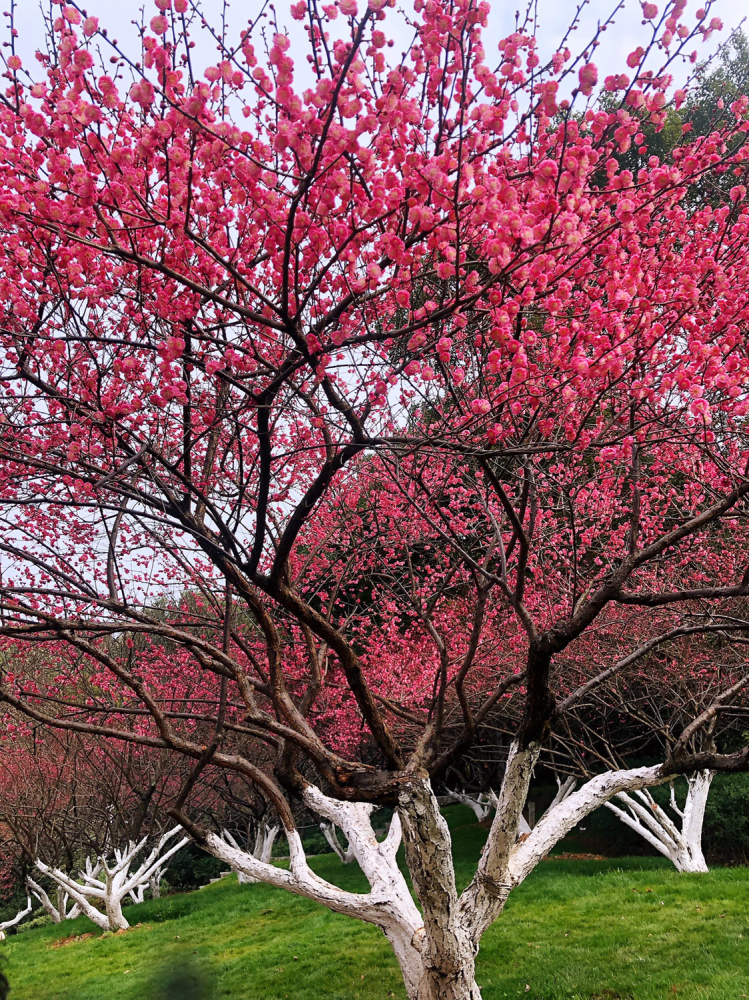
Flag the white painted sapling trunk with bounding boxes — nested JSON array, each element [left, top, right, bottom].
[[442, 778, 570, 834], [34, 827, 189, 931], [128, 862, 167, 903], [441, 789, 495, 822], [197, 743, 668, 1000], [27, 877, 83, 923], [253, 819, 280, 864], [604, 769, 713, 873], [128, 882, 147, 905], [516, 776, 577, 837], [0, 897, 32, 939], [320, 820, 356, 863], [148, 869, 163, 899], [220, 820, 281, 883]]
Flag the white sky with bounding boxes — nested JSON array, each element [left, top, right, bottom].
[[11, 0, 749, 92]]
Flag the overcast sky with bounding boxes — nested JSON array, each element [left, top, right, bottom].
[[11, 0, 749, 95]]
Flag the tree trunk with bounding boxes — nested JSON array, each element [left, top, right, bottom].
[[0, 897, 32, 939], [34, 828, 186, 932], [320, 822, 355, 863], [197, 762, 672, 1000], [410, 945, 482, 1000], [104, 879, 129, 931], [257, 821, 280, 864], [671, 844, 709, 873], [398, 778, 484, 1000], [605, 770, 713, 874]]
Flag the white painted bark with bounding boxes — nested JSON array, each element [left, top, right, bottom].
[[516, 776, 577, 838], [398, 777, 482, 1000], [34, 827, 189, 931], [207, 791, 435, 998], [458, 746, 666, 944], [148, 869, 163, 899], [128, 883, 147, 905], [196, 753, 678, 1000], [505, 764, 664, 887], [127, 861, 167, 903], [320, 821, 356, 863], [27, 878, 82, 923], [442, 789, 494, 823], [254, 820, 280, 864], [0, 896, 32, 939], [604, 769, 713, 873], [220, 820, 281, 883]]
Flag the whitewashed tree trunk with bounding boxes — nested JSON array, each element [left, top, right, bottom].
[[148, 868, 163, 899], [34, 828, 189, 931], [221, 820, 281, 883], [442, 789, 494, 822], [604, 769, 713, 873], [198, 747, 668, 1000], [0, 896, 32, 939], [27, 877, 83, 923], [320, 821, 356, 863], [255, 820, 280, 864], [128, 861, 167, 903], [128, 883, 147, 905]]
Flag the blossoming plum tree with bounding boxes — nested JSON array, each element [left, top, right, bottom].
[[0, 0, 749, 996]]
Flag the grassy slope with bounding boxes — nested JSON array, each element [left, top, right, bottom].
[[5, 807, 749, 1000]]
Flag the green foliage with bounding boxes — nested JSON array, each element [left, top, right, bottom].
[[2, 810, 748, 999], [163, 843, 225, 893], [704, 773, 749, 866], [596, 30, 749, 208], [15, 914, 51, 935]]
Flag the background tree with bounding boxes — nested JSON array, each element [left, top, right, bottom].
[[549, 624, 749, 872]]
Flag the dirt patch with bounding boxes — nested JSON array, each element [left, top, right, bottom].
[[48, 933, 94, 949], [47, 924, 139, 949], [543, 852, 606, 861]]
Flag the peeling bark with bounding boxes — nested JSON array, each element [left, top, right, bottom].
[[399, 777, 482, 999]]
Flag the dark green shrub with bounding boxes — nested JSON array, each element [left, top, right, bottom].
[[703, 771, 749, 866]]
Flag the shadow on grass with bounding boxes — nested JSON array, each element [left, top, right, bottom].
[[147, 954, 214, 998]]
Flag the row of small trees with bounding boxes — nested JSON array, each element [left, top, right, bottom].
[[0, 682, 735, 941], [0, 732, 286, 931]]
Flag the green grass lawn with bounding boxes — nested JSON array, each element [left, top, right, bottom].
[[4, 807, 749, 1000]]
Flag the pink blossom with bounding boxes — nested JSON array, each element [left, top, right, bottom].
[[627, 46, 645, 68], [578, 63, 598, 97]]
